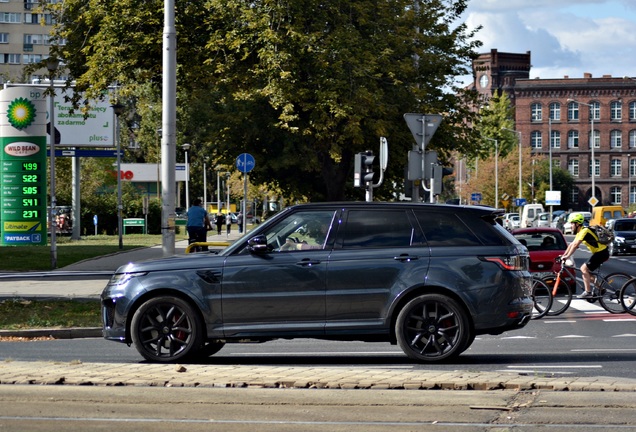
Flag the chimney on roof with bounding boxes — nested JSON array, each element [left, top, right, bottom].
[[564, 75, 569, 79], [584, 72, 592, 78]]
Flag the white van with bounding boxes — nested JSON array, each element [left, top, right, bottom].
[[520, 203, 545, 228]]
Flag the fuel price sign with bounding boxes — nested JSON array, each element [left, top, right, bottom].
[[1, 141, 47, 245]]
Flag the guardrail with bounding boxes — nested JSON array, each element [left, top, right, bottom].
[[185, 241, 230, 254]]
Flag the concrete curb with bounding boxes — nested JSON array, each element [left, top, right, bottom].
[[0, 327, 102, 339]]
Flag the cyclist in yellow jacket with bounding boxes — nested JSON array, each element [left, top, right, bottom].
[[560, 212, 610, 298]]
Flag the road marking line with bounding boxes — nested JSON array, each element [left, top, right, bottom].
[[507, 365, 602, 369], [555, 335, 589, 338], [571, 348, 636, 352]]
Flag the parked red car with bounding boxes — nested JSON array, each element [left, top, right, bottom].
[[512, 227, 575, 290]]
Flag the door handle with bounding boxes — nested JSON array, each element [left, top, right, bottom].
[[394, 255, 418, 262], [296, 258, 322, 267]]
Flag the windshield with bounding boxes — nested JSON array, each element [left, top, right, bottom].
[[614, 221, 636, 231]]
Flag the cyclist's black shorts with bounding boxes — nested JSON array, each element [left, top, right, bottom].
[[586, 248, 610, 271]]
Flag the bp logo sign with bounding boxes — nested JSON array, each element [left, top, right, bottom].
[[6, 97, 37, 130]]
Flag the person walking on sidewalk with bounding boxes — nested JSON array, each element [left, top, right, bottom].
[[560, 212, 610, 299], [215, 213, 225, 235], [186, 199, 212, 251], [226, 212, 232, 235], [237, 212, 243, 233]]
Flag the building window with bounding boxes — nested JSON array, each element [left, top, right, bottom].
[[24, 34, 48, 45], [631, 158, 636, 177], [24, 13, 54, 25], [0, 13, 21, 23], [590, 101, 601, 121], [630, 185, 636, 205], [570, 187, 579, 204], [568, 130, 579, 148], [531, 103, 542, 122], [531, 131, 542, 149], [611, 130, 622, 148], [630, 130, 636, 148], [568, 102, 579, 121], [590, 130, 600, 149], [22, 54, 42, 64], [549, 102, 561, 121], [551, 130, 561, 148], [589, 159, 600, 178], [611, 159, 622, 177], [630, 101, 636, 120], [610, 100, 622, 121], [0, 33, 8, 43], [0, 53, 21, 64], [610, 186, 622, 205], [568, 159, 579, 177]]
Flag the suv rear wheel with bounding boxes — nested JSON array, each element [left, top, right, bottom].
[[396, 294, 470, 362]]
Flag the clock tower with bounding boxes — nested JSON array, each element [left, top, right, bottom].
[[472, 49, 531, 98]]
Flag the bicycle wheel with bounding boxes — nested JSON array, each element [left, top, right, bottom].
[[598, 272, 632, 314], [619, 277, 636, 316], [531, 278, 553, 319], [543, 275, 572, 316]]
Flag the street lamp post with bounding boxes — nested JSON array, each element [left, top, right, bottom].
[[502, 128, 523, 204], [485, 137, 498, 208], [182, 143, 191, 210], [46, 57, 59, 269], [629, 153, 633, 206], [112, 103, 125, 250], [568, 99, 596, 206]]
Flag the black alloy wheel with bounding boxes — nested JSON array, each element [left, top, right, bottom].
[[131, 296, 204, 363], [396, 294, 470, 362]]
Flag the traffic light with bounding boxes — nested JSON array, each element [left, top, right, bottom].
[[354, 151, 376, 188], [433, 165, 454, 195]]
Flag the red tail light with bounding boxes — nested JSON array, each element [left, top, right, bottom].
[[482, 255, 527, 271]]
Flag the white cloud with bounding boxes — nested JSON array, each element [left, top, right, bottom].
[[462, 0, 636, 80]]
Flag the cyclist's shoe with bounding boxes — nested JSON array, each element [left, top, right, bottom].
[[577, 291, 594, 299]]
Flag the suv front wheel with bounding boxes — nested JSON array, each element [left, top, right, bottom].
[[396, 294, 470, 362]]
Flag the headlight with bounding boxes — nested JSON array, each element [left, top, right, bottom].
[[615, 236, 625, 244], [107, 271, 147, 286]]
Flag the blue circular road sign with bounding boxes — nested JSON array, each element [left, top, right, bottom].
[[236, 153, 255, 173]]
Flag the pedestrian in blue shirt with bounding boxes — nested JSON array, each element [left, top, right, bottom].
[[186, 199, 212, 251]]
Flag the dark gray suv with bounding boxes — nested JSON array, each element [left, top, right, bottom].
[[102, 202, 532, 363]]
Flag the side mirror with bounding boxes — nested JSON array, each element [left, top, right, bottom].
[[247, 235, 270, 253]]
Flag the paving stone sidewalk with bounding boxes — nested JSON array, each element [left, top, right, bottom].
[[1, 361, 635, 391]]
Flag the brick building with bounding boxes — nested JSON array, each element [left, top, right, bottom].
[[472, 49, 636, 210]]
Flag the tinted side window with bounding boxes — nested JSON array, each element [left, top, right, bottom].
[[457, 213, 507, 246], [342, 210, 414, 248], [414, 210, 482, 246]]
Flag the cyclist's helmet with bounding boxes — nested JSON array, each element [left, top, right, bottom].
[[567, 213, 585, 224]]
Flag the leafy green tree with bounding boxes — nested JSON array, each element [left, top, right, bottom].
[[48, 0, 482, 202]]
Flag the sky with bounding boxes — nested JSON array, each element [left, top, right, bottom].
[[460, 0, 636, 84]]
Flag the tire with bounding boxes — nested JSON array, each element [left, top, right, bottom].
[[196, 340, 226, 358], [531, 278, 553, 319], [131, 296, 204, 363], [598, 272, 632, 314], [395, 294, 470, 362], [619, 277, 636, 316], [543, 276, 572, 316]]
